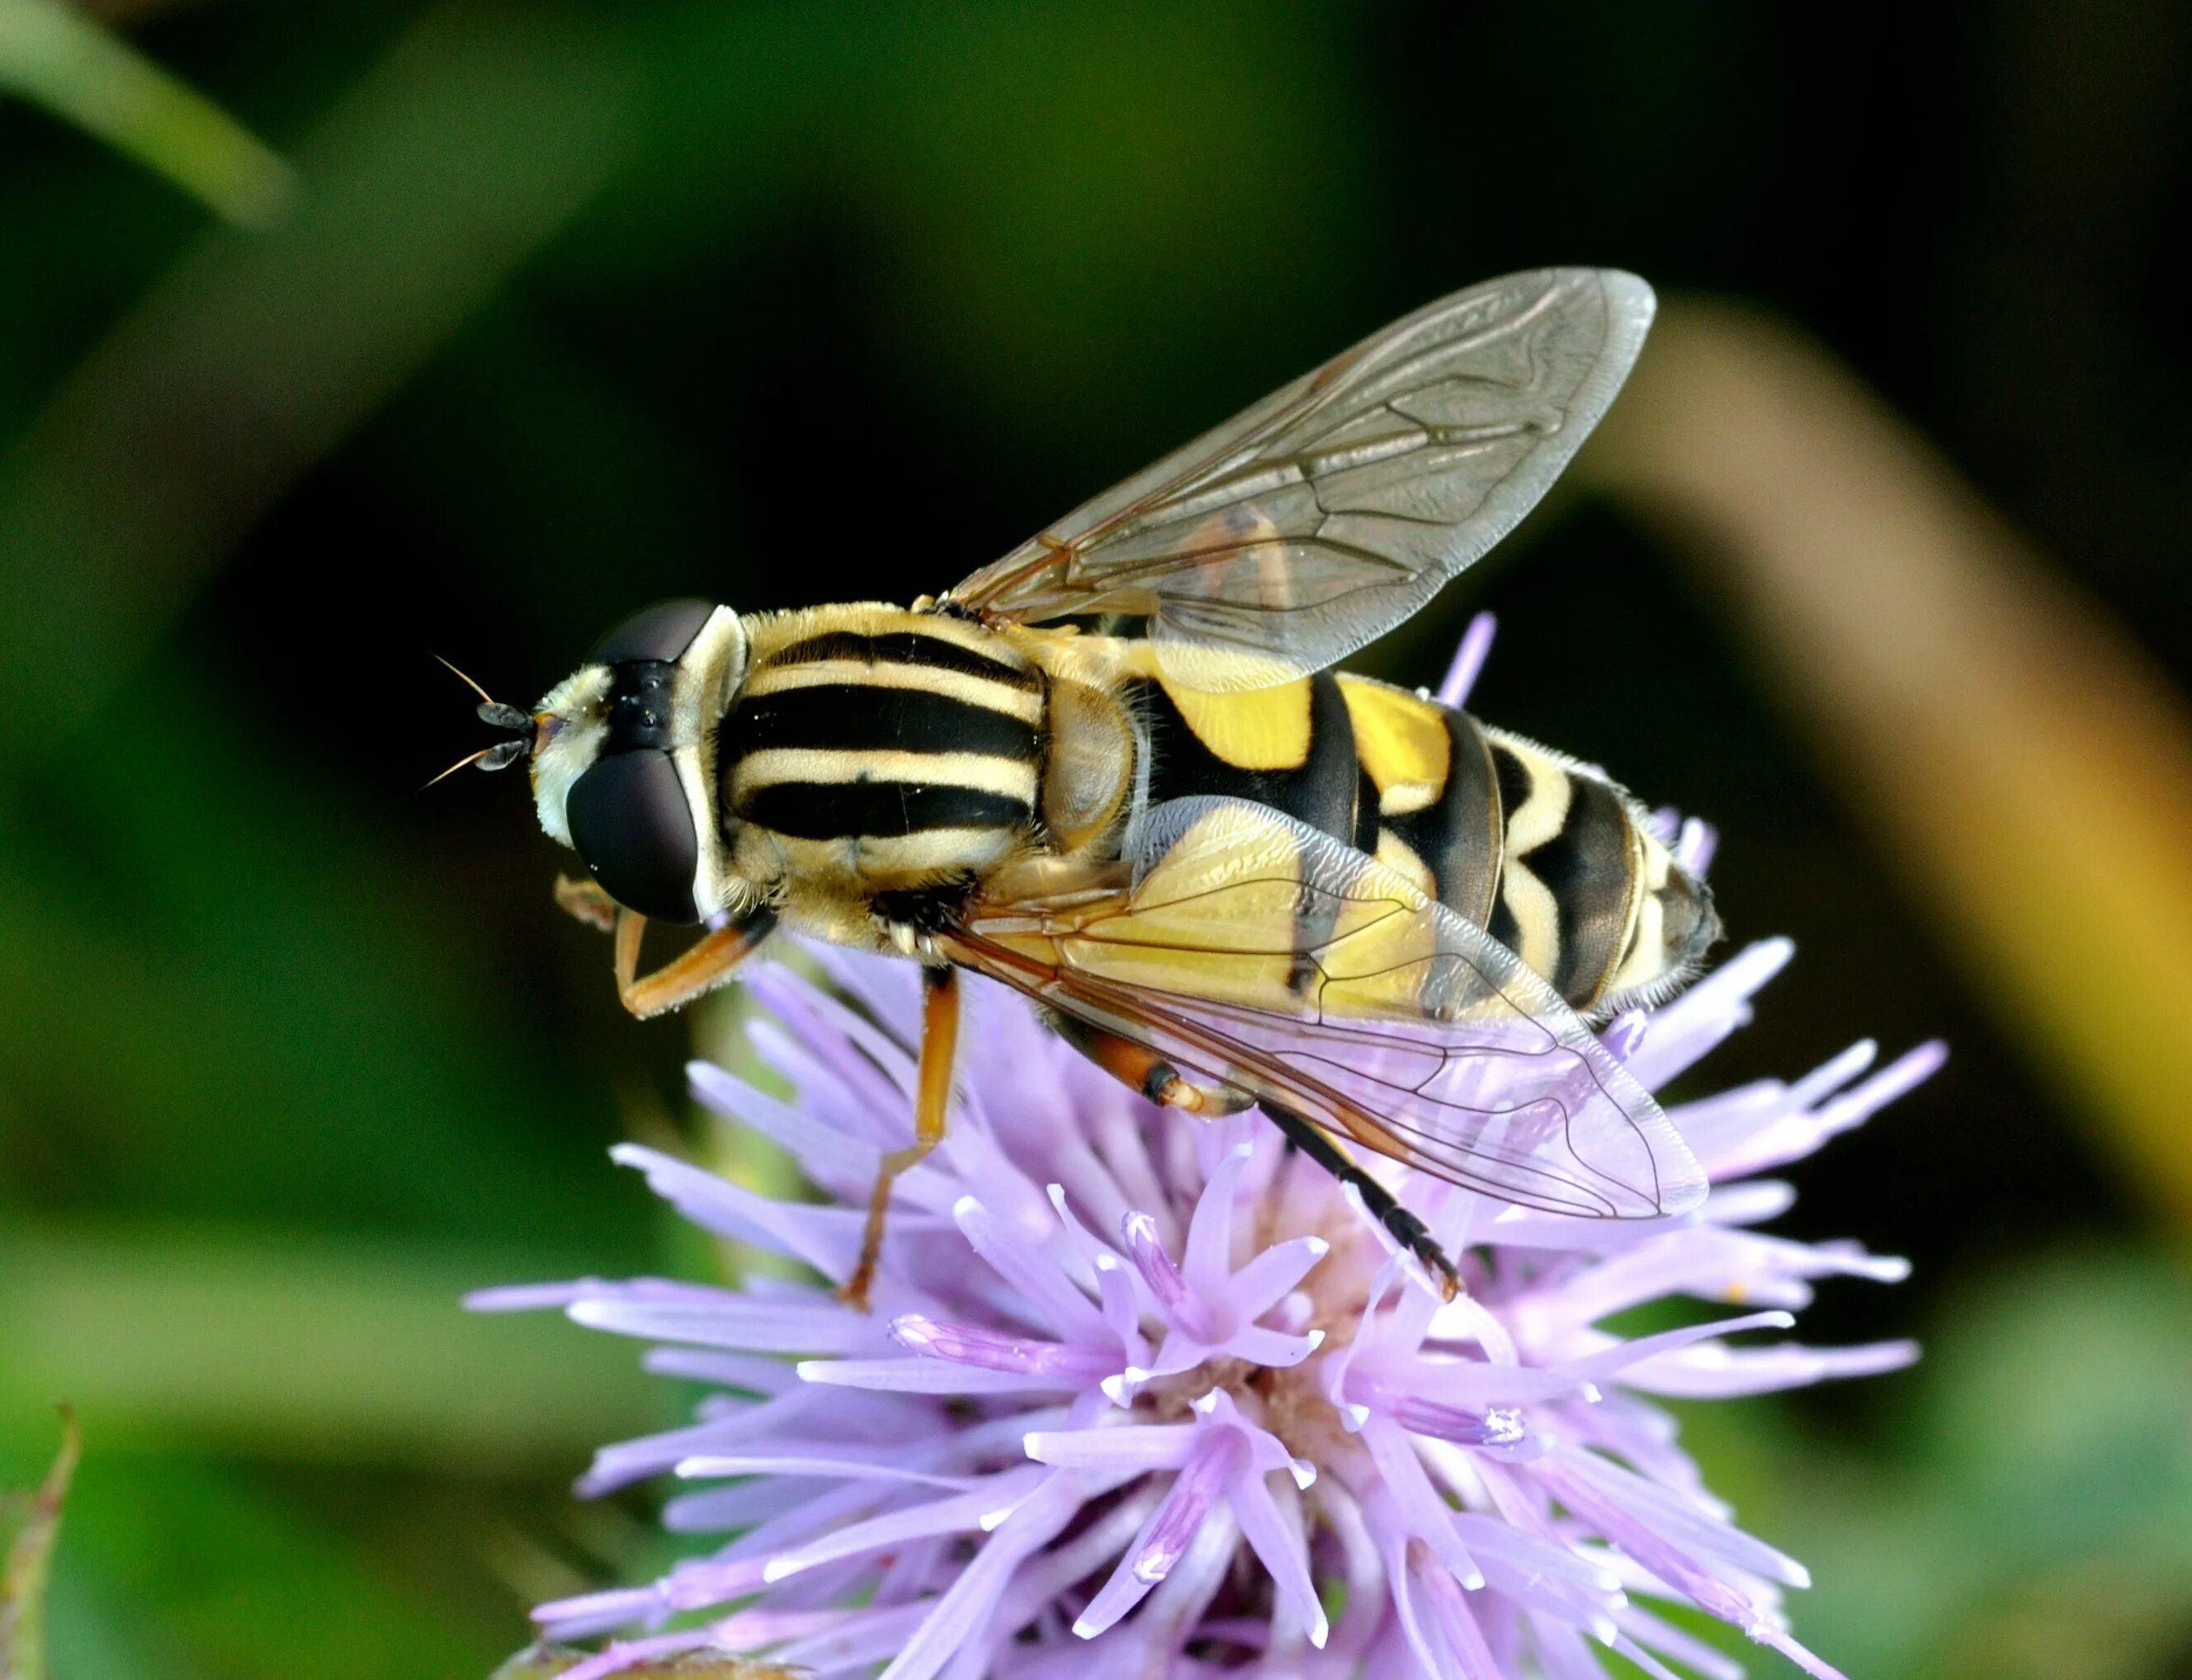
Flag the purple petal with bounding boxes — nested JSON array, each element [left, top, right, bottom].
[[1613, 1602, 1747, 1680], [953, 1196, 1108, 1343], [568, 1293, 874, 1354], [1755, 1625, 1854, 1680], [661, 1476, 823, 1533], [463, 1280, 598, 1311], [532, 1583, 670, 1640], [1226, 1459, 1328, 1648], [1364, 1361, 1594, 1409], [611, 1143, 857, 1280], [687, 1061, 877, 1187], [1391, 1399, 1530, 1449], [1557, 1310, 1797, 1382], [1599, 1010, 1651, 1064], [1223, 1234, 1331, 1319], [1222, 1324, 1325, 1367], [1119, 1210, 1212, 1338], [798, 1357, 1086, 1396], [1623, 1338, 1920, 1396], [1180, 1142, 1253, 1291], [1674, 816, 1717, 878], [1361, 1417, 1483, 1588], [1541, 1450, 1808, 1590], [1609, 1633, 1688, 1680], [1131, 1424, 1244, 1583], [890, 1313, 1122, 1380], [1420, 1564, 1505, 1680], [1071, 1429, 1243, 1639], [1622, 940, 1793, 1089], [879, 1472, 1084, 1680], [677, 1452, 976, 1489], [1530, 1613, 1619, 1680], [1091, 1502, 1241, 1664], [762, 1470, 1046, 1584], [1437, 611, 1497, 707], [1023, 1422, 1197, 1475], [797, 941, 924, 1042]]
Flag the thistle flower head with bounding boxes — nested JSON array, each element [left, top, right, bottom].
[[471, 616, 1937, 1680], [475, 934, 1935, 1680]]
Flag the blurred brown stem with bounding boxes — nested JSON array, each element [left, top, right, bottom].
[[0, 1408, 80, 1680], [1585, 300, 2192, 1230]]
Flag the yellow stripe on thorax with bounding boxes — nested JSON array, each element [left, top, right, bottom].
[[730, 748, 1038, 800], [739, 656, 1045, 720]]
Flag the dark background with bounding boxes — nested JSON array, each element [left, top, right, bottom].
[[2, 4, 2187, 1677]]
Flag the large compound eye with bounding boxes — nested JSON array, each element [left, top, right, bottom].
[[565, 749, 700, 923], [589, 599, 717, 667]]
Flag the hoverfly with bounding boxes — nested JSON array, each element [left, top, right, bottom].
[[466, 269, 1718, 1305]]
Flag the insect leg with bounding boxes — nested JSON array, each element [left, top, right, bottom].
[[1042, 1011, 1254, 1117], [553, 873, 620, 932], [611, 903, 779, 1020], [840, 964, 960, 1310], [1259, 1102, 1461, 1300]]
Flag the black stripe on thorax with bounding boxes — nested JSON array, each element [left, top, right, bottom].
[[1387, 706, 1501, 932], [1520, 772, 1634, 1003], [736, 779, 1028, 840], [721, 683, 1041, 762], [763, 629, 1040, 691]]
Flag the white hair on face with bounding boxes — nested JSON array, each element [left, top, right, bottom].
[[531, 664, 611, 848]]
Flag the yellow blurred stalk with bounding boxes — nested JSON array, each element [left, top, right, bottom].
[[1584, 300, 2192, 1229]]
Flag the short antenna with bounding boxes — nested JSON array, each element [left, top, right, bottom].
[[428, 656, 532, 789]]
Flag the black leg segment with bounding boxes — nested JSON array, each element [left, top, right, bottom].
[[1261, 1103, 1462, 1300]]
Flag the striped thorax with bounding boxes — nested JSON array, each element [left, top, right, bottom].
[[720, 606, 1048, 942]]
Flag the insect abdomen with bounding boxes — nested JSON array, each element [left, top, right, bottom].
[[1339, 677, 1714, 1013], [722, 608, 1045, 889], [1113, 661, 1709, 1011]]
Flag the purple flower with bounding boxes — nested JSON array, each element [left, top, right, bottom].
[[474, 624, 1939, 1680]]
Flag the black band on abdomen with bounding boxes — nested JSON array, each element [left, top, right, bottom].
[[1389, 708, 1502, 931]]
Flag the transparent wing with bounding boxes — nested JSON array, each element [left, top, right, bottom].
[[950, 269, 1654, 691], [945, 797, 1705, 1220]]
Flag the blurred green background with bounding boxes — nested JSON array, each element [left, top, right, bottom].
[[2, 2, 2189, 1676]]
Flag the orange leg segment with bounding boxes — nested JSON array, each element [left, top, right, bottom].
[[553, 875, 776, 1019], [612, 905, 777, 1019], [1044, 1012, 1254, 1116], [840, 964, 960, 1310]]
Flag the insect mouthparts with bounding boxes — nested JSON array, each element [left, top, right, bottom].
[[477, 701, 532, 734]]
